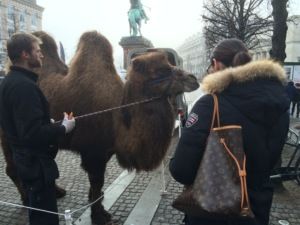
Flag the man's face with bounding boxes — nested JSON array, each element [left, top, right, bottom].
[[27, 42, 43, 69]]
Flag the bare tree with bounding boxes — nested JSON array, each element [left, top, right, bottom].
[[270, 0, 288, 63], [203, 0, 273, 51]]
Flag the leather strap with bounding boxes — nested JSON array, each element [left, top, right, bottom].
[[210, 94, 220, 130], [211, 94, 252, 216], [220, 138, 252, 216]]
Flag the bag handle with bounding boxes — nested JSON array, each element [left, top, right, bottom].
[[210, 94, 220, 129], [211, 93, 253, 217], [220, 139, 252, 216]]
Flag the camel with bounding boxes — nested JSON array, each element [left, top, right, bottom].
[[1, 31, 199, 225]]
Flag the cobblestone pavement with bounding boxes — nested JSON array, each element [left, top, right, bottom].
[[151, 124, 300, 225], [0, 149, 124, 225], [0, 123, 300, 225]]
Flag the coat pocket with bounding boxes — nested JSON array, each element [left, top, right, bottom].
[[13, 152, 42, 181], [39, 157, 59, 185]]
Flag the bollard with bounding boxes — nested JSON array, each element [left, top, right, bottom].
[[178, 114, 182, 137], [64, 209, 73, 225], [278, 220, 290, 225], [160, 162, 168, 196]]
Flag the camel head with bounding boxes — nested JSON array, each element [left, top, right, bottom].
[[115, 52, 199, 172], [127, 51, 199, 99], [32, 31, 68, 76]]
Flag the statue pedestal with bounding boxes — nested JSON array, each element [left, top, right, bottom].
[[119, 36, 154, 69]]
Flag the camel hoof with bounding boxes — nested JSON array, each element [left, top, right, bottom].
[[55, 184, 66, 198], [91, 209, 112, 225]]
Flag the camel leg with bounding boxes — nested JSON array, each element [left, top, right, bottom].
[[81, 151, 111, 225]]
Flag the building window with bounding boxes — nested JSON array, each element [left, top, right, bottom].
[[19, 10, 26, 31], [297, 57, 300, 62], [7, 5, 16, 35], [31, 13, 37, 26], [8, 28, 15, 38], [284, 67, 292, 80], [7, 5, 15, 21], [0, 15, 2, 37]]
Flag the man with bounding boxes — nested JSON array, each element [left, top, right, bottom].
[[129, 0, 149, 22], [0, 33, 75, 225]]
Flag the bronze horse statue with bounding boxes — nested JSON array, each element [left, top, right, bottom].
[[128, 0, 148, 36]]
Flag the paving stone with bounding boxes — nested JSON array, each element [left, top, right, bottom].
[[0, 149, 123, 225], [0, 120, 299, 225]]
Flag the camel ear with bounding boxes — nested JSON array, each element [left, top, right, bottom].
[[132, 57, 146, 73]]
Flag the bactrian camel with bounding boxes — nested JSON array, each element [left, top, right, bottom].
[[1, 31, 199, 225]]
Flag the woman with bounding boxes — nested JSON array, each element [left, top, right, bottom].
[[169, 38, 290, 225]]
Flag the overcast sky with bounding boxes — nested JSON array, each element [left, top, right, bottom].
[[36, 0, 300, 68], [36, 0, 204, 68]]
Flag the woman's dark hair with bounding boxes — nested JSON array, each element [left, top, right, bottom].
[[211, 38, 252, 67]]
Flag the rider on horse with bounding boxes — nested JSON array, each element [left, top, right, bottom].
[[130, 0, 149, 22], [128, 0, 149, 36]]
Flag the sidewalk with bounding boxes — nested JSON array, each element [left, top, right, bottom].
[[268, 116, 300, 225], [0, 116, 299, 225]]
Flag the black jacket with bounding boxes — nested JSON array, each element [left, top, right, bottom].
[[170, 60, 290, 225], [0, 66, 65, 183], [285, 81, 297, 102]]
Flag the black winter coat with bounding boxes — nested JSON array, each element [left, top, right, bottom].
[[0, 66, 66, 183], [170, 60, 290, 225]]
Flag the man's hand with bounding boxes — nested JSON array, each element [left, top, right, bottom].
[[61, 112, 75, 133]]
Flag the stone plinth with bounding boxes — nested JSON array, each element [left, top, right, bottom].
[[119, 36, 154, 69]]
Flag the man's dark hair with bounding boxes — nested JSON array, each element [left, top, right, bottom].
[[6, 32, 41, 64]]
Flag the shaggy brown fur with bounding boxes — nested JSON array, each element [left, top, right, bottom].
[[1, 31, 199, 225], [38, 32, 124, 224], [115, 52, 199, 171], [33, 31, 68, 76]]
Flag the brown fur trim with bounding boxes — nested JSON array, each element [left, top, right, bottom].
[[201, 60, 287, 94]]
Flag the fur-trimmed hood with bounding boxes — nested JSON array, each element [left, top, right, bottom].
[[201, 60, 289, 127], [201, 60, 287, 93]]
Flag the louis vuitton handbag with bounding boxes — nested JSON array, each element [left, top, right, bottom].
[[172, 94, 254, 218]]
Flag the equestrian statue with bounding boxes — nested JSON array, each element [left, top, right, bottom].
[[128, 0, 149, 36]]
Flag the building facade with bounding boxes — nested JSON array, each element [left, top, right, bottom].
[[0, 0, 43, 71], [177, 16, 300, 81], [252, 15, 300, 81], [176, 32, 208, 79], [252, 15, 300, 62]]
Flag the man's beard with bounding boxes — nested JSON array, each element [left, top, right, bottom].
[[28, 57, 42, 69]]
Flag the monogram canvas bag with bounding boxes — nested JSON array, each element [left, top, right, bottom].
[[172, 94, 254, 218]]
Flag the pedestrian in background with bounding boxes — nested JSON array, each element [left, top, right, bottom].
[[292, 82, 300, 118], [0, 33, 75, 225], [170, 38, 289, 225], [286, 80, 300, 117]]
